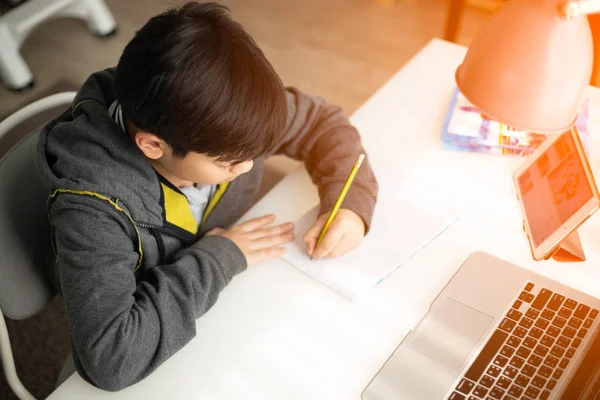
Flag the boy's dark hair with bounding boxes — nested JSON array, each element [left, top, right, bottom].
[[115, 2, 287, 161]]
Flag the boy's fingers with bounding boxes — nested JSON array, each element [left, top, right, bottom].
[[238, 214, 276, 231], [262, 246, 288, 262], [305, 240, 315, 256], [303, 233, 318, 256], [325, 237, 356, 258], [250, 231, 294, 250], [303, 216, 328, 255], [312, 225, 344, 259], [251, 222, 294, 239], [304, 217, 325, 239], [249, 246, 287, 265]]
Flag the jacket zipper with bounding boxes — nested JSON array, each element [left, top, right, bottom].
[[136, 222, 161, 230], [136, 222, 195, 243]]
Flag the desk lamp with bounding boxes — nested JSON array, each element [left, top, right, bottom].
[[455, 0, 600, 261], [456, 0, 596, 134]]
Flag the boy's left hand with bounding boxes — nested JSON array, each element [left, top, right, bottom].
[[303, 208, 366, 259]]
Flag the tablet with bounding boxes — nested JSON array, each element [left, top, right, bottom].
[[513, 127, 600, 261]]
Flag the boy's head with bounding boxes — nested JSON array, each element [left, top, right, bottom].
[[115, 2, 287, 186]]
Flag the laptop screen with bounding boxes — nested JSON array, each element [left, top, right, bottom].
[[516, 131, 593, 247]]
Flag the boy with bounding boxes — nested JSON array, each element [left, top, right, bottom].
[[37, 2, 378, 391]]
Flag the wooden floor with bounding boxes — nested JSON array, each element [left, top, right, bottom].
[[0, 1, 491, 398], [0, 0, 490, 117], [0, 0, 490, 175]]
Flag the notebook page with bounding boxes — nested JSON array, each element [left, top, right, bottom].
[[281, 184, 458, 301]]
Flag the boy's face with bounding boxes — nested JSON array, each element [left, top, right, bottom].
[[134, 131, 254, 187], [160, 150, 254, 186]]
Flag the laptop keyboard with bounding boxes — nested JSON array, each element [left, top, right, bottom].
[[448, 282, 598, 400]]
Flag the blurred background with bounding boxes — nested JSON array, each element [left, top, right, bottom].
[[0, 0, 495, 398]]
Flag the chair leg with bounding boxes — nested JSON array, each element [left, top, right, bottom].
[[79, 0, 118, 37], [0, 307, 36, 400], [0, 26, 34, 91], [444, 0, 465, 43], [0, 0, 117, 90]]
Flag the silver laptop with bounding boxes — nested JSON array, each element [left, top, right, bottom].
[[362, 251, 600, 400]]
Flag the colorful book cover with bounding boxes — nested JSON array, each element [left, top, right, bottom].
[[440, 87, 590, 156]]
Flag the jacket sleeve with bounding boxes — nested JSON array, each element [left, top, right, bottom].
[[50, 194, 246, 391], [272, 87, 378, 229]]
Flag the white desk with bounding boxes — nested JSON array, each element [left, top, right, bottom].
[[49, 39, 600, 400]]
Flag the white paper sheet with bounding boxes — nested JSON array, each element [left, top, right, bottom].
[[281, 184, 459, 301]]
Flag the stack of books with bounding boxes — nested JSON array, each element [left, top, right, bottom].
[[440, 88, 590, 156]]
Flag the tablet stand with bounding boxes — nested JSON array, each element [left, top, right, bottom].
[[548, 229, 586, 262]]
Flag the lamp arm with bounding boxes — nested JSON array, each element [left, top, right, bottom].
[[562, 0, 600, 18]]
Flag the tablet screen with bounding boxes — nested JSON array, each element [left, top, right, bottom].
[[516, 131, 593, 247]]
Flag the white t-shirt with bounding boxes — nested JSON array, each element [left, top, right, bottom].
[[179, 184, 217, 226], [109, 100, 215, 226]]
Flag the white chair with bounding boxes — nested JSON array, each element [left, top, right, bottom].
[[0, 0, 117, 91], [0, 92, 76, 400]]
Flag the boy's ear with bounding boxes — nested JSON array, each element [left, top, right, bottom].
[[135, 132, 165, 160]]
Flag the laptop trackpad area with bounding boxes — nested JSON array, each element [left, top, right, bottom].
[[406, 297, 493, 370]]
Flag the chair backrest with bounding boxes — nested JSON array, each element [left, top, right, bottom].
[[0, 128, 55, 320], [0, 92, 75, 321]]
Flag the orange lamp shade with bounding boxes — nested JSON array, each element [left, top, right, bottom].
[[455, 0, 594, 134]]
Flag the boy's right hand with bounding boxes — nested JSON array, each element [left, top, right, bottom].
[[206, 214, 294, 266]]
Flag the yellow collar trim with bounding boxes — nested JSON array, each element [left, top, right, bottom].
[[161, 181, 230, 234], [161, 182, 198, 235], [201, 182, 229, 227]]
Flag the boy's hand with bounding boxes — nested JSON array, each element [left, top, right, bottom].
[[206, 214, 294, 266], [303, 209, 365, 259]]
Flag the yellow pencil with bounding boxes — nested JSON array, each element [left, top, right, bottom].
[[314, 153, 365, 251]]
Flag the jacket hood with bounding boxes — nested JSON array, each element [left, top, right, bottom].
[[36, 68, 166, 227]]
